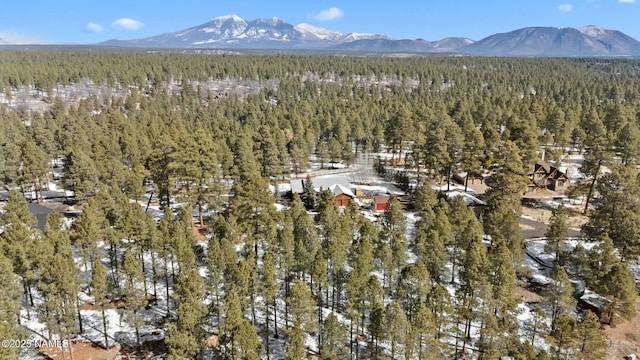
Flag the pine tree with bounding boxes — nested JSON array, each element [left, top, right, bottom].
[[395, 261, 431, 318], [166, 208, 207, 359], [484, 140, 529, 261], [18, 138, 49, 202], [545, 206, 569, 266], [91, 258, 110, 348], [121, 250, 146, 344], [601, 262, 637, 325], [287, 323, 306, 360], [385, 301, 409, 360], [290, 196, 319, 276], [72, 199, 103, 273], [410, 302, 438, 360], [368, 300, 385, 359], [221, 286, 243, 357], [548, 266, 576, 328], [287, 280, 316, 334], [301, 177, 317, 210], [38, 224, 80, 359], [0, 254, 22, 360], [549, 315, 575, 360], [523, 307, 549, 345], [261, 251, 278, 359], [488, 238, 517, 319], [320, 313, 348, 360], [573, 311, 606, 360], [378, 196, 406, 294], [0, 190, 38, 321], [234, 319, 261, 360], [427, 283, 453, 341], [584, 165, 640, 260], [417, 206, 450, 284], [456, 225, 489, 352]]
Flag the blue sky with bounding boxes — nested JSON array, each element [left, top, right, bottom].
[[1, 0, 639, 44]]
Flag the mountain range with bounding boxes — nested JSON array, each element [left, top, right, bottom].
[[100, 14, 640, 57]]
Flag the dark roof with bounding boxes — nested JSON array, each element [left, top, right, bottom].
[[28, 203, 54, 232], [535, 159, 552, 174]]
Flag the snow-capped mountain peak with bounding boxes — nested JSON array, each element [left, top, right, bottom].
[[578, 25, 609, 39], [212, 14, 246, 23], [340, 32, 393, 42], [294, 23, 343, 41]]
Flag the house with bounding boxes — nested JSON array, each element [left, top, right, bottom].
[[373, 195, 390, 211], [290, 176, 356, 207], [442, 190, 488, 218], [579, 290, 613, 324], [530, 159, 569, 192], [28, 202, 55, 232], [329, 184, 356, 207], [290, 176, 353, 195]]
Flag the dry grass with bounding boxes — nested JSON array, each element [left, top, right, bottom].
[[39, 342, 121, 360], [604, 297, 640, 359], [521, 206, 588, 232]]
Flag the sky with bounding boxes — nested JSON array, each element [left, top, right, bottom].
[[1, 0, 639, 45]]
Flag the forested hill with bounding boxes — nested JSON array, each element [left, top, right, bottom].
[[0, 52, 639, 359]]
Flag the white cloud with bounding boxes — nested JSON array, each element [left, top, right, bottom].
[[557, 4, 574, 12], [0, 31, 44, 44], [86, 22, 104, 33], [312, 7, 344, 22], [619, 0, 636, 3], [111, 18, 144, 31]]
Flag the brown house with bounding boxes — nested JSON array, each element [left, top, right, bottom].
[[579, 290, 613, 324], [330, 184, 355, 207], [530, 159, 569, 192], [373, 195, 390, 211]]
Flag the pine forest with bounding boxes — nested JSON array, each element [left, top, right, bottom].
[[0, 50, 639, 359]]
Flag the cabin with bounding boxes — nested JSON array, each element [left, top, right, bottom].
[[329, 184, 355, 207], [579, 290, 613, 324], [373, 195, 390, 211], [530, 159, 569, 192], [290, 176, 357, 207], [290, 176, 352, 195], [442, 190, 487, 218]]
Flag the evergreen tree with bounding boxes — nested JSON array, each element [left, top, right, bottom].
[[484, 140, 529, 261], [547, 266, 576, 328], [287, 323, 306, 360], [121, 250, 146, 345], [584, 165, 640, 260], [410, 302, 438, 360], [90, 257, 110, 349], [601, 262, 637, 325], [0, 254, 22, 360], [573, 311, 606, 360], [261, 250, 278, 359], [523, 307, 548, 345], [545, 206, 569, 266], [166, 208, 207, 359], [300, 177, 317, 210], [234, 319, 261, 360], [37, 218, 79, 359], [0, 190, 38, 321], [379, 196, 407, 292], [320, 313, 348, 360], [549, 315, 575, 360], [286, 281, 316, 360], [385, 301, 409, 360]]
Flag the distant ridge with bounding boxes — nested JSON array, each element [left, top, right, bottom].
[[99, 15, 640, 57], [461, 26, 640, 56]]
